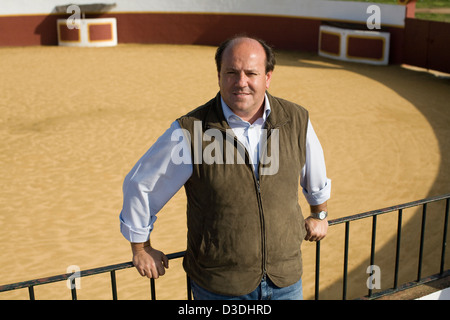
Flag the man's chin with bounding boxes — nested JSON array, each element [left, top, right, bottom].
[[228, 102, 251, 114], [228, 97, 253, 108]]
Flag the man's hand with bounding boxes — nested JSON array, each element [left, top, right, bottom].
[[304, 217, 328, 241], [131, 241, 169, 279], [304, 202, 329, 242]]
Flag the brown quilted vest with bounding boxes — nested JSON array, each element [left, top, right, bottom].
[[177, 92, 309, 296]]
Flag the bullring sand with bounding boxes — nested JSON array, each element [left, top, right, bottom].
[[0, 44, 449, 299]]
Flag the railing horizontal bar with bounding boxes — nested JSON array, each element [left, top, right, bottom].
[[0, 251, 186, 293], [328, 193, 450, 226]]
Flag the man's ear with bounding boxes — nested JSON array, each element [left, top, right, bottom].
[[265, 70, 273, 89]]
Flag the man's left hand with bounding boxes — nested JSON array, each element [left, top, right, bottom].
[[304, 217, 328, 242]]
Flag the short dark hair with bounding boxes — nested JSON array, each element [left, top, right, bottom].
[[215, 35, 276, 74]]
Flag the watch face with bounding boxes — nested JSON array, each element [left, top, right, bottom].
[[319, 211, 326, 220]]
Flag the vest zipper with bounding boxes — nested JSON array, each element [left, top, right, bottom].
[[256, 124, 276, 282], [254, 120, 289, 280], [255, 179, 267, 281], [254, 121, 288, 279], [206, 124, 268, 279]]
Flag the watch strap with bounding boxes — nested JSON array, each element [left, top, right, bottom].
[[311, 210, 328, 220]]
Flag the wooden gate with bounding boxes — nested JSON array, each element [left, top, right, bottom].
[[403, 18, 450, 74]]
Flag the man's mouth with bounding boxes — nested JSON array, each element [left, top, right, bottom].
[[233, 92, 251, 96]]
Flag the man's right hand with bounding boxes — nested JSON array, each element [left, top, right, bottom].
[[131, 241, 169, 279]]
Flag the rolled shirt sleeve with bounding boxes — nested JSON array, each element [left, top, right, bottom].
[[300, 120, 331, 206], [119, 121, 192, 243]]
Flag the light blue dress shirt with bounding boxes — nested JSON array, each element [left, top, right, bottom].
[[120, 95, 331, 243]]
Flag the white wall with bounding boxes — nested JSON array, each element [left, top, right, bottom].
[[0, 0, 406, 27], [416, 287, 450, 300]]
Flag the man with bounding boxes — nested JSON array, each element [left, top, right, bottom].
[[119, 36, 331, 300]]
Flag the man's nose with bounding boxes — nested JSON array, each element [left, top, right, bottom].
[[236, 72, 248, 87]]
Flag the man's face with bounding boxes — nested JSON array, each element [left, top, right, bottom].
[[218, 38, 272, 122]]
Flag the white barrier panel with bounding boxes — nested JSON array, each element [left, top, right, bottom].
[[2, 0, 407, 28], [57, 18, 117, 47], [318, 25, 390, 65], [416, 287, 450, 300]]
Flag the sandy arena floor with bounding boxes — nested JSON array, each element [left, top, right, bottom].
[[0, 44, 449, 300]]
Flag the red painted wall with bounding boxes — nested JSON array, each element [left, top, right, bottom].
[[0, 12, 405, 64]]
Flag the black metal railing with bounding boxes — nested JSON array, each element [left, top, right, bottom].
[[0, 251, 189, 300], [1, 193, 449, 300], [315, 193, 450, 300]]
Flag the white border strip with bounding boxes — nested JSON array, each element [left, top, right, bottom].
[[416, 287, 450, 300], [0, 0, 405, 27]]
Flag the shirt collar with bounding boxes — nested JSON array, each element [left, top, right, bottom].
[[221, 94, 271, 125]]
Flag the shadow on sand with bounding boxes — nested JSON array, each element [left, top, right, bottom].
[[276, 50, 450, 300]]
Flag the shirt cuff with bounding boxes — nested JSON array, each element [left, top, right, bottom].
[[120, 216, 152, 243], [302, 178, 331, 206]]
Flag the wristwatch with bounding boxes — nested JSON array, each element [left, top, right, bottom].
[[311, 211, 328, 220]]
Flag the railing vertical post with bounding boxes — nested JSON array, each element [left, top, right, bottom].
[[150, 278, 156, 300], [417, 203, 427, 281], [394, 209, 403, 289], [315, 240, 321, 300], [440, 198, 449, 275], [71, 278, 77, 300], [368, 215, 377, 298], [342, 221, 350, 300], [186, 275, 192, 300], [28, 286, 35, 300], [110, 270, 118, 300]]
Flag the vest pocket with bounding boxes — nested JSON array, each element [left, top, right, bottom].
[[197, 216, 261, 269]]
